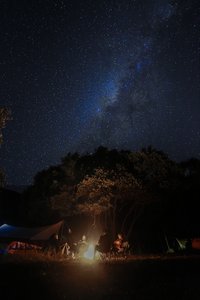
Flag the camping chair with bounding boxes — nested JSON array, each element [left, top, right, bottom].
[[60, 242, 70, 257], [95, 244, 111, 261]]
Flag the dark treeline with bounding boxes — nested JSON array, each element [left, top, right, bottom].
[[1, 146, 200, 253]]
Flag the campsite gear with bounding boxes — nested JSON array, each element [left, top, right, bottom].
[[0, 221, 63, 254]]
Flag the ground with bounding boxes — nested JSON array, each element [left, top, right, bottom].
[[0, 255, 200, 299]]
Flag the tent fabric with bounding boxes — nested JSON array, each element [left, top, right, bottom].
[[0, 220, 63, 242]]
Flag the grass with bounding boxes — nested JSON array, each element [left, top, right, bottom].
[[0, 253, 200, 299]]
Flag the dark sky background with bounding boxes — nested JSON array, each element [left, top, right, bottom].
[[0, 0, 200, 186]]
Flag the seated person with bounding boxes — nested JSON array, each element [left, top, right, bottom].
[[113, 233, 124, 253], [66, 228, 77, 257], [113, 233, 130, 255], [77, 235, 88, 256], [96, 229, 111, 254], [45, 233, 60, 256]]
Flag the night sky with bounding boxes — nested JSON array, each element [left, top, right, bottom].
[[0, 0, 200, 186]]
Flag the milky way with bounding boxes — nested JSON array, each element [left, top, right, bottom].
[[0, 0, 200, 185]]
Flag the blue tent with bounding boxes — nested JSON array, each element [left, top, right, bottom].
[[0, 220, 63, 242]]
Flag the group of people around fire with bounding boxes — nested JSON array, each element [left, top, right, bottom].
[[45, 228, 130, 259], [95, 230, 129, 256]]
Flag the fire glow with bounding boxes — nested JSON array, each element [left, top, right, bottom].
[[83, 244, 95, 260]]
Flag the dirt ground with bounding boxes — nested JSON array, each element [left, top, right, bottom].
[[0, 255, 200, 300]]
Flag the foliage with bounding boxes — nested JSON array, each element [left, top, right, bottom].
[[21, 146, 200, 238]]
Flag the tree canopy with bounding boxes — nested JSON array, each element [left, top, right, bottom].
[[22, 146, 186, 236]]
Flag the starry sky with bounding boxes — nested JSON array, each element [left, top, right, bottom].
[[0, 0, 200, 185]]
